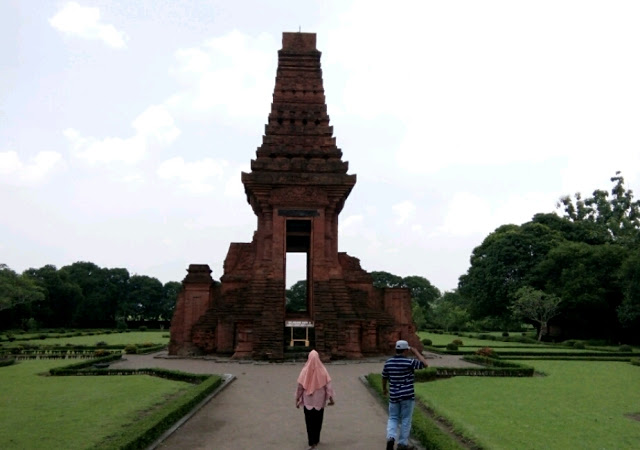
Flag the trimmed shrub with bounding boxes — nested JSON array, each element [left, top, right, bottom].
[[502, 331, 509, 337], [619, 344, 632, 352], [446, 343, 458, 351], [475, 347, 496, 358], [414, 367, 438, 382], [124, 344, 138, 354], [95, 341, 108, 347], [452, 339, 464, 346], [631, 358, 640, 366], [94, 349, 111, 357], [574, 342, 586, 349], [421, 338, 433, 346]]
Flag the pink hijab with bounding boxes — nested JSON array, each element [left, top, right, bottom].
[[297, 350, 332, 394]]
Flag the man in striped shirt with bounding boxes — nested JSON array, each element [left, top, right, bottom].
[[382, 340, 429, 450]]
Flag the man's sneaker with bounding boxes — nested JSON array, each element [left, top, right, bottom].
[[386, 437, 395, 450]]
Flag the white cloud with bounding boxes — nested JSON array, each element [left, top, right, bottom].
[[436, 192, 494, 237], [132, 106, 181, 145], [49, 2, 128, 49], [0, 151, 21, 174], [167, 30, 276, 120], [66, 105, 180, 165], [0, 150, 63, 186], [392, 200, 416, 225], [339, 214, 364, 237], [326, 1, 640, 178], [157, 156, 227, 194], [223, 169, 247, 198], [436, 190, 557, 238]]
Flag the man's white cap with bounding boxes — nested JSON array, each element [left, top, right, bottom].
[[395, 340, 409, 350]]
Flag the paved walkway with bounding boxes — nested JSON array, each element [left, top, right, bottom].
[[110, 352, 477, 450]]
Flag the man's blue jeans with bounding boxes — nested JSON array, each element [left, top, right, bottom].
[[387, 399, 415, 445]]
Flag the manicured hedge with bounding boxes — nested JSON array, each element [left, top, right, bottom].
[[0, 357, 16, 367], [410, 358, 534, 379], [460, 355, 534, 376], [504, 355, 634, 361], [414, 367, 439, 382], [425, 345, 636, 360], [49, 353, 123, 374], [1, 343, 166, 359]]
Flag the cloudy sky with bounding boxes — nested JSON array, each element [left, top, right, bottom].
[[2, 1, 639, 292]]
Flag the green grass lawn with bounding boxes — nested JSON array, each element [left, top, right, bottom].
[[461, 346, 611, 354], [418, 331, 540, 347], [0, 358, 191, 449], [4, 330, 169, 348], [415, 360, 640, 449], [418, 332, 637, 356]]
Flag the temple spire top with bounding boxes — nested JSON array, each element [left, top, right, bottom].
[[282, 31, 317, 52]]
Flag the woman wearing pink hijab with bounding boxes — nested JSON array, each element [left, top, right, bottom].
[[295, 350, 336, 449]]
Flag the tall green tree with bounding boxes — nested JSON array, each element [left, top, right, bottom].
[[60, 262, 128, 327], [431, 291, 470, 332], [403, 276, 441, 310], [286, 280, 307, 313], [370, 271, 404, 288], [122, 275, 163, 321], [535, 242, 626, 338], [411, 302, 427, 330], [24, 264, 83, 328], [0, 264, 45, 312], [616, 250, 640, 342], [458, 222, 564, 320], [0, 264, 45, 329], [161, 281, 181, 322], [557, 172, 640, 245], [510, 286, 562, 341]]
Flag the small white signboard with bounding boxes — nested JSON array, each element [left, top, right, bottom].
[[285, 320, 314, 328]]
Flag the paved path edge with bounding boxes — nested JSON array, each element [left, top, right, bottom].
[[147, 373, 236, 450]]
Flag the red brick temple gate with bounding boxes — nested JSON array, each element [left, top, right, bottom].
[[169, 32, 422, 360]]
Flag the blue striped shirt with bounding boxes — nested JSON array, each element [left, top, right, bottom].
[[382, 355, 425, 402]]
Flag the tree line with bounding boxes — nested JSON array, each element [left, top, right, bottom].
[[457, 172, 640, 344], [0, 261, 181, 330]]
